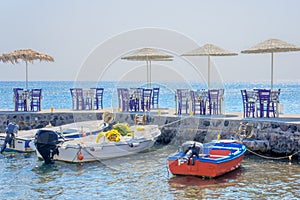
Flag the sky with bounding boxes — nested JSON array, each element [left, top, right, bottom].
[[0, 0, 300, 86]]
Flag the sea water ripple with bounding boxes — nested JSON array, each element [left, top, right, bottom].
[[0, 146, 299, 199]]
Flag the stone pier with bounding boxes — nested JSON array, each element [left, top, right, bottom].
[[0, 109, 299, 159]]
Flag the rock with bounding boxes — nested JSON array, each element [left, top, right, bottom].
[[203, 121, 210, 127], [212, 120, 222, 127], [224, 120, 229, 127], [193, 131, 206, 143], [280, 124, 290, 131], [290, 125, 297, 133], [271, 123, 279, 129], [244, 139, 270, 152]]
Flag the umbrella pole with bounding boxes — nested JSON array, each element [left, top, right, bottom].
[[208, 56, 211, 90], [146, 59, 149, 88], [25, 61, 28, 90], [149, 60, 152, 88], [271, 52, 274, 90]]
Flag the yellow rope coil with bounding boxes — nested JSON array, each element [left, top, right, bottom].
[[96, 130, 121, 143]]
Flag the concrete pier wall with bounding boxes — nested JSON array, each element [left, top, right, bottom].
[[0, 111, 299, 159]]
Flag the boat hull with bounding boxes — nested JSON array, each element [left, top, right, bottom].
[[37, 139, 156, 163], [168, 153, 244, 178], [36, 125, 161, 163], [0, 136, 35, 153], [168, 140, 246, 178]]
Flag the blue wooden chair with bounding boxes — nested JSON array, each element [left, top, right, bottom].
[[119, 88, 135, 112], [70, 88, 77, 110], [92, 88, 104, 110], [141, 88, 152, 112], [30, 89, 42, 111], [152, 87, 160, 109], [241, 89, 255, 118], [270, 89, 281, 117], [70, 88, 85, 110], [208, 89, 220, 115], [257, 89, 275, 118], [176, 89, 189, 115], [129, 88, 143, 112], [13, 88, 27, 111], [190, 90, 206, 115]]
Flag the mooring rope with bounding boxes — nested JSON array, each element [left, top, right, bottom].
[[159, 118, 300, 161], [159, 117, 192, 129], [81, 147, 103, 163], [246, 148, 299, 160], [69, 144, 103, 163], [166, 159, 170, 177], [71, 146, 81, 162]]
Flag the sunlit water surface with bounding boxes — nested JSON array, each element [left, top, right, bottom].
[[0, 145, 299, 200], [0, 81, 300, 114]]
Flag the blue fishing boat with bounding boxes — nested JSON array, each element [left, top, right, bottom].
[[168, 140, 246, 178], [168, 122, 253, 178]]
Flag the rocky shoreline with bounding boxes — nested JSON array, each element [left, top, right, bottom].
[[0, 111, 299, 160]]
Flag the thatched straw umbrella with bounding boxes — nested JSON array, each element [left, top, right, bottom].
[[121, 48, 173, 88], [241, 38, 300, 89], [0, 49, 54, 90], [182, 44, 238, 89]]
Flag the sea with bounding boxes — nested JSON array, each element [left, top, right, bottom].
[[0, 147, 299, 199], [0, 81, 300, 199], [1, 80, 300, 114]]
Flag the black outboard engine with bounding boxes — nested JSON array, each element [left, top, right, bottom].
[[0, 122, 19, 153], [34, 130, 60, 164], [181, 141, 203, 165]]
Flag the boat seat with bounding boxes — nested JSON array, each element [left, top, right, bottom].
[[209, 149, 231, 156], [208, 154, 229, 159]]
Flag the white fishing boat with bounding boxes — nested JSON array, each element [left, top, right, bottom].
[[35, 124, 161, 163], [0, 120, 105, 153], [0, 128, 37, 153]]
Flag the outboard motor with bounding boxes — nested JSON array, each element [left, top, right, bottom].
[[181, 141, 203, 165], [181, 141, 203, 155], [0, 122, 19, 153], [34, 130, 60, 164]]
